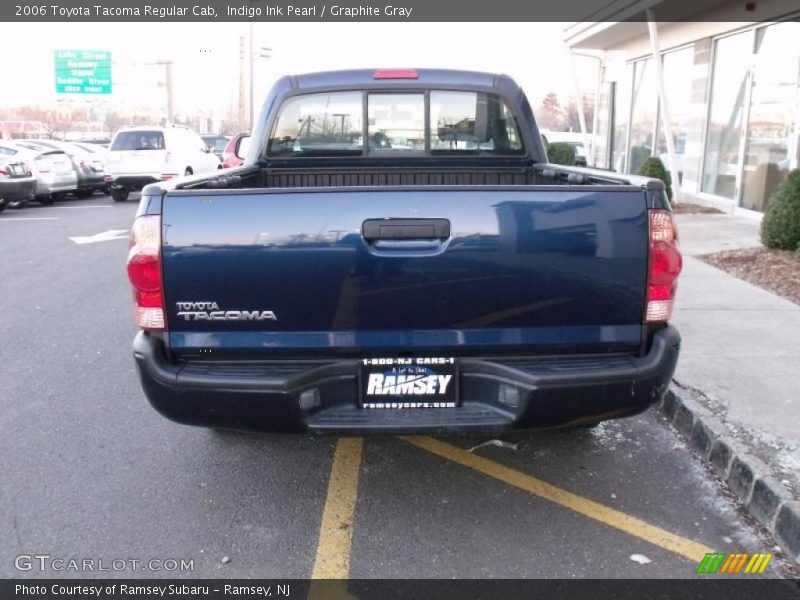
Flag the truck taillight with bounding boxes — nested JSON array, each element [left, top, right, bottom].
[[645, 210, 682, 323], [127, 215, 165, 330]]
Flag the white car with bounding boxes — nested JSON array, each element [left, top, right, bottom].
[[106, 124, 221, 202]]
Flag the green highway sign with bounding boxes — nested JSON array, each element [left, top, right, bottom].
[[54, 50, 112, 95]]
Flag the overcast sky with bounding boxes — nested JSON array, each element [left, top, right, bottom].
[[0, 22, 603, 122]]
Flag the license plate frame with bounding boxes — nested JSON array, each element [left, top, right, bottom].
[[358, 357, 459, 409]]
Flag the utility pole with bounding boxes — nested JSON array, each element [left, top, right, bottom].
[[249, 22, 254, 128], [248, 23, 272, 129], [164, 61, 174, 123], [144, 60, 174, 123], [238, 35, 246, 131]]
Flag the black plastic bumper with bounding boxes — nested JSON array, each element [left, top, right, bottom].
[[111, 175, 160, 191], [133, 327, 680, 435], [0, 179, 36, 201]]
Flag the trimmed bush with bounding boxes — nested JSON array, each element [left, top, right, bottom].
[[637, 156, 673, 200], [761, 169, 800, 250], [629, 146, 652, 176], [547, 142, 576, 166]]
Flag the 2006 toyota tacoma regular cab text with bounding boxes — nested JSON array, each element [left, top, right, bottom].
[[127, 69, 682, 435]]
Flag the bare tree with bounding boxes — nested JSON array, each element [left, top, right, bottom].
[[537, 93, 565, 131]]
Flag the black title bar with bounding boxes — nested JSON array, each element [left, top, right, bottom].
[[1, 0, 792, 22], [4, 579, 800, 600]]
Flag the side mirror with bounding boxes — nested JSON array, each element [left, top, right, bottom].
[[235, 135, 251, 160], [204, 146, 213, 153]]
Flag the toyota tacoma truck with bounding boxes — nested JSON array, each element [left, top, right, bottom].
[[128, 69, 682, 435]]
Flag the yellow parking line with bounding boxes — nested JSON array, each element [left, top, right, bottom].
[[402, 436, 714, 563], [311, 437, 364, 579]]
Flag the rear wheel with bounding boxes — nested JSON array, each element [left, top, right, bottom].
[[7, 198, 28, 209], [0, 200, 6, 213], [110, 187, 129, 203], [75, 189, 91, 199], [37, 195, 56, 205]]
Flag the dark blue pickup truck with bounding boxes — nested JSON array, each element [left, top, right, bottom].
[[127, 69, 682, 435]]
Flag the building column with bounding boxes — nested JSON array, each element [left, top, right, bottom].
[[646, 11, 681, 202]]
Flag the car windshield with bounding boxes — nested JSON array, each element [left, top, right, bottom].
[[203, 136, 228, 152], [14, 142, 47, 152], [74, 143, 100, 154], [111, 131, 166, 151]]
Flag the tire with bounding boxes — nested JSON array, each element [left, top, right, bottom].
[[7, 198, 28, 209], [0, 200, 6, 213], [75, 189, 91, 199], [37, 195, 56, 205], [110, 187, 129, 203]]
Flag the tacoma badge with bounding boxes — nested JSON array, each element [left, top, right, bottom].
[[176, 301, 277, 321]]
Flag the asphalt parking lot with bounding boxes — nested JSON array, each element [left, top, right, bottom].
[[0, 194, 795, 580]]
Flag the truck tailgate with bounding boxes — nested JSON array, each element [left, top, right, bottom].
[[160, 186, 648, 356]]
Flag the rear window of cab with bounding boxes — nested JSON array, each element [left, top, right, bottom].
[[267, 90, 524, 157]]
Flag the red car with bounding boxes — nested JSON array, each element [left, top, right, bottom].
[[221, 132, 250, 168]]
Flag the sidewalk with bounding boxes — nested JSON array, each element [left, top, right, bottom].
[[674, 213, 800, 448], [666, 212, 800, 560]]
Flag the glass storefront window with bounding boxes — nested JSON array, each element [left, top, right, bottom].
[[627, 58, 658, 174], [611, 64, 632, 173], [656, 47, 694, 185], [740, 21, 800, 211], [701, 31, 752, 199]]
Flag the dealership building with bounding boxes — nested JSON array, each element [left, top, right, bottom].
[[565, 0, 799, 215]]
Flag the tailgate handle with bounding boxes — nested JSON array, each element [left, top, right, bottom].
[[362, 218, 450, 242]]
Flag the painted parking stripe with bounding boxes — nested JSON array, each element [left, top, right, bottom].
[[50, 206, 113, 209], [311, 437, 364, 579], [0, 217, 60, 221], [402, 436, 714, 562]]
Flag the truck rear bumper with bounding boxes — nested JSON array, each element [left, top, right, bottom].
[[133, 327, 680, 435]]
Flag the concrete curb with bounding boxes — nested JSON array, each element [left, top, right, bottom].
[[659, 388, 800, 564]]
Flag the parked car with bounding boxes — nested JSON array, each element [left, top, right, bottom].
[[0, 145, 36, 211], [221, 132, 250, 168], [19, 139, 107, 197], [75, 137, 111, 148], [106, 124, 221, 202], [201, 134, 230, 160], [128, 69, 682, 436], [2, 142, 77, 204]]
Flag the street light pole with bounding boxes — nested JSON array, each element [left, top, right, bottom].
[[248, 22, 272, 129], [249, 22, 254, 128]]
